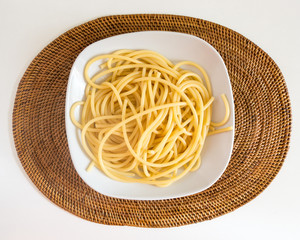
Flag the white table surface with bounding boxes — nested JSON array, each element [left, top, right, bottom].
[[1, 0, 300, 239]]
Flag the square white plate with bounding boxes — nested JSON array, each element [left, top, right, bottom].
[[65, 31, 234, 200]]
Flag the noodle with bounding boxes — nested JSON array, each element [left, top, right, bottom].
[[70, 49, 232, 187]]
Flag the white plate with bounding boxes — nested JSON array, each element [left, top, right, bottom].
[[65, 31, 235, 200]]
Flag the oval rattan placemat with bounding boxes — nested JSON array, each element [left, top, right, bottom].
[[12, 14, 291, 227]]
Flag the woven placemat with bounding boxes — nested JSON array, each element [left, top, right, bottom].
[[12, 14, 291, 227]]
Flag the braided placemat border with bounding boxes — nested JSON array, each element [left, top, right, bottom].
[[12, 14, 291, 227]]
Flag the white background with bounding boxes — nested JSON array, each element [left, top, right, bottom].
[[1, 0, 299, 239]]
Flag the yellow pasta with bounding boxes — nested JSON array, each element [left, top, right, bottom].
[[70, 49, 232, 187]]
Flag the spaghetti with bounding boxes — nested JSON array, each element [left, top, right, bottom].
[[70, 49, 232, 187]]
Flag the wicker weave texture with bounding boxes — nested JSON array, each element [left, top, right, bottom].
[[12, 14, 291, 227]]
